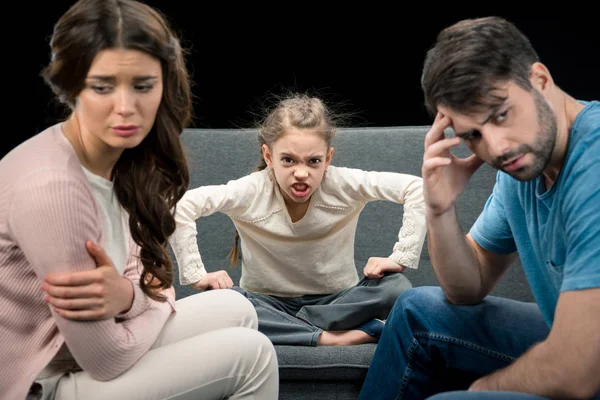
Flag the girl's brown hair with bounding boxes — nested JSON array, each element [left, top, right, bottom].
[[227, 93, 337, 267]]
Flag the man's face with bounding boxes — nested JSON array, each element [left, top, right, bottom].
[[439, 81, 557, 181]]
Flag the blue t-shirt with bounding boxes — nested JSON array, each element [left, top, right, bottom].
[[470, 100, 600, 328]]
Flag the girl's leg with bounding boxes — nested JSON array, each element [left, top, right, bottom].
[[297, 272, 412, 330], [233, 287, 322, 346], [54, 289, 279, 400]]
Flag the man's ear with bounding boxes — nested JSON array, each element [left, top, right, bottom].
[[530, 62, 553, 93], [261, 144, 273, 168]]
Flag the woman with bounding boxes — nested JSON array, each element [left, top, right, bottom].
[[0, 1, 278, 399]]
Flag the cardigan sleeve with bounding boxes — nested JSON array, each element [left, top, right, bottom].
[[8, 168, 174, 381]]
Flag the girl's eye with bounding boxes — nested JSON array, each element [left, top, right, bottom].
[[282, 157, 293, 163]]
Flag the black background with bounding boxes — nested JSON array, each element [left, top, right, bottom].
[[7, 2, 599, 158]]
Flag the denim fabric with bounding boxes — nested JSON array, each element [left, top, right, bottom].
[[233, 272, 411, 345], [358, 286, 552, 400], [428, 391, 548, 399]]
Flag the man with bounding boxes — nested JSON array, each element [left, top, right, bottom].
[[358, 16, 599, 400]]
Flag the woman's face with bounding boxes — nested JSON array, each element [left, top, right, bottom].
[[73, 48, 163, 156]]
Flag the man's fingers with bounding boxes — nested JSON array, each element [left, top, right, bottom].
[[424, 114, 452, 150], [422, 157, 452, 173], [424, 136, 460, 160]]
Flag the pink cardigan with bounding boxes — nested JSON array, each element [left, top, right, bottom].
[[0, 124, 176, 400]]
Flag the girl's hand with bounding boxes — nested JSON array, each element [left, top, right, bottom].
[[192, 270, 234, 291], [363, 257, 406, 279]]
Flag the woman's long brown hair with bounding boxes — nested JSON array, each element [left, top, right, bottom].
[[41, 0, 192, 301]]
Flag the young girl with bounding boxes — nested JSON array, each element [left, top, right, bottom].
[[0, 1, 278, 399], [169, 94, 426, 346]]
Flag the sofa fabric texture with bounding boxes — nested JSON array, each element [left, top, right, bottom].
[[171, 126, 534, 399]]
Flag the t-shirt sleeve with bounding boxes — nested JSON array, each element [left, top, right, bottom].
[[8, 168, 173, 381], [469, 171, 517, 254], [560, 134, 600, 292]]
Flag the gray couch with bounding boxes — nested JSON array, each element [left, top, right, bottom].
[[171, 126, 534, 400]]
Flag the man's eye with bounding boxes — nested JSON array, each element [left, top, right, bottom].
[[495, 110, 508, 123]]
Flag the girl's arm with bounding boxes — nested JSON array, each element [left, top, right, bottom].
[[168, 173, 262, 285], [336, 167, 427, 269]]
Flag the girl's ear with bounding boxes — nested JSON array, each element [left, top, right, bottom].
[[325, 146, 334, 167], [261, 144, 273, 168]]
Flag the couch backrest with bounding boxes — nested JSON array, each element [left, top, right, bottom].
[[173, 126, 533, 302]]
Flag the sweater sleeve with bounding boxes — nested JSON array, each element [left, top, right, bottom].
[[8, 168, 174, 381], [337, 167, 427, 269], [169, 174, 261, 285]]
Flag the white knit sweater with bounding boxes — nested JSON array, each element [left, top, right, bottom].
[[169, 165, 426, 297]]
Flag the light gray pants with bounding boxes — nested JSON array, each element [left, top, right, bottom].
[[233, 272, 412, 346], [32, 290, 279, 400]]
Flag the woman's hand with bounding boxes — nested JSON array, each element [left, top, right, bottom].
[[41, 241, 134, 320]]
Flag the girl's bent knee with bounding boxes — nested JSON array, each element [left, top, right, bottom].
[[380, 273, 413, 309]]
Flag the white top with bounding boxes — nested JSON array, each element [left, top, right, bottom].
[[81, 167, 128, 274], [168, 165, 426, 297]]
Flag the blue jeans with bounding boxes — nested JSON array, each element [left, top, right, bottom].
[[358, 286, 552, 400]]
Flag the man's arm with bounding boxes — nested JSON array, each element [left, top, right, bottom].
[[471, 287, 600, 398], [427, 206, 517, 304], [421, 112, 516, 303], [472, 119, 600, 397]]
